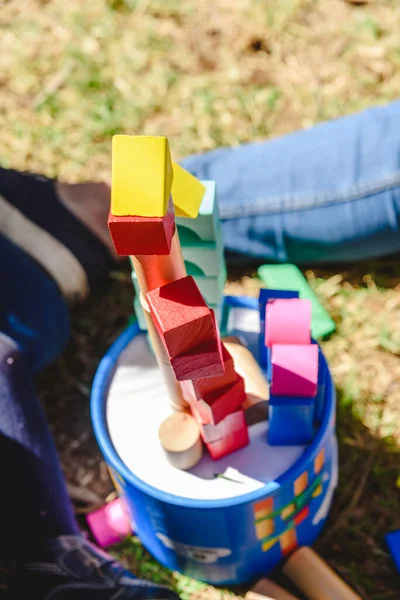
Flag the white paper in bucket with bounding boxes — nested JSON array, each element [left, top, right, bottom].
[[106, 305, 307, 500]]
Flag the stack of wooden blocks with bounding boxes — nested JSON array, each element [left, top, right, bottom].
[[259, 289, 320, 446], [108, 135, 249, 466], [133, 168, 226, 332]]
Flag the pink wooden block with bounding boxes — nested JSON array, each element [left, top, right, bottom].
[[265, 299, 311, 347], [206, 413, 249, 460], [195, 410, 246, 444], [270, 344, 318, 397]]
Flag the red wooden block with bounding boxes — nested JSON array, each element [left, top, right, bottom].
[[195, 374, 246, 425], [206, 413, 249, 460], [146, 276, 217, 359], [194, 409, 246, 444], [171, 337, 224, 381], [191, 345, 237, 398], [108, 196, 175, 256]]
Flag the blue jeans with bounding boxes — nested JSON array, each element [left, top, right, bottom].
[[182, 100, 400, 264]]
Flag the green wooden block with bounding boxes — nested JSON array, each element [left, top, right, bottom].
[[258, 264, 336, 340], [176, 180, 220, 242], [184, 261, 226, 305], [179, 228, 225, 277]]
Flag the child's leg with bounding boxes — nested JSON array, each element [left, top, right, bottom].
[[182, 100, 400, 264]]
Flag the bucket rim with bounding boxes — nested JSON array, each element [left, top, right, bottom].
[[90, 296, 336, 509]]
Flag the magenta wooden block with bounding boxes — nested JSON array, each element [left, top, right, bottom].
[[270, 344, 318, 397], [265, 298, 311, 347]]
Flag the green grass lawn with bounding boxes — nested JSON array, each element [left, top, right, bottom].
[[2, 0, 400, 598]]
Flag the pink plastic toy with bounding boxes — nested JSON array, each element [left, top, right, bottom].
[[86, 498, 133, 548], [265, 299, 311, 347], [270, 344, 318, 397]]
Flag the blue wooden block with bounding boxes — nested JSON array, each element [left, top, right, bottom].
[[268, 394, 315, 446], [314, 346, 326, 424], [258, 288, 299, 368], [176, 180, 220, 242], [386, 530, 400, 573]]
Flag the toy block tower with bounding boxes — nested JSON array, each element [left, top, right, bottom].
[[258, 293, 319, 446], [108, 135, 249, 467], [174, 166, 227, 326]]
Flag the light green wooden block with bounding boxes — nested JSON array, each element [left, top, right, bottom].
[[133, 296, 147, 331], [185, 261, 226, 305], [179, 227, 225, 277], [176, 180, 220, 242]]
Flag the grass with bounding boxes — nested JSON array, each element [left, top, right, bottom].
[[2, 0, 400, 598]]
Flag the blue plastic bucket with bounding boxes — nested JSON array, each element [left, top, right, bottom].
[[91, 297, 337, 586]]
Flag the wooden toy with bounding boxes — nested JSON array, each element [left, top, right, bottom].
[[131, 228, 186, 293], [111, 135, 173, 217], [133, 295, 147, 331], [258, 264, 336, 340], [192, 374, 246, 425], [189, 345, 237, 399], [176, 180, 220, 242], [222, 336, 270, 407], [178, 227, 224, 277], [386, 530, 400, 573], [146, 275, 217, 358], [282, 546, 362, 600], [268, 395, 315, 446], [171, 162, 206, 219], [158, 412, 203, 470], [270, 344, 318, 398], [246, 578, 300, 600], [258, 289, 299, 367], [195, 409, 246, 444], [185, 262, 227, 306], [108, 197, 175, 256], [205, 410, 249, 460], [86, 498, 132, 549], [265, 299, 311, 347], [170, 336, 225, 381]]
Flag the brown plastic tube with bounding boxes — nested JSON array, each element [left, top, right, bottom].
[[282, 547, 362, 600], [246, 578, 300, 600]]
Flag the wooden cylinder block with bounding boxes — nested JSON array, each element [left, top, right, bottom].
[[282, 547, 362, 600], [158, 413, 203, 470], [246, 577, 300, 600]]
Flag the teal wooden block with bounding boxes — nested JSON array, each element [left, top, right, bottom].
[[131, 270, 141, 296], [185, 261, 226, 305], [133, 296, 147, 331], [179, 228, 225, 277], [176, 180, 220, 242]]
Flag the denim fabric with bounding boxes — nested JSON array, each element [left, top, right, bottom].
[[181, 101, 400, 263]]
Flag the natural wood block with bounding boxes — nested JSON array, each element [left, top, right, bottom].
[[247, 578, 300, 600], [206, 413, 249, 460], [108, 197, 175, 256], [158, 412, 203, 470], [271, 344, 318, 398], [146, 276, 216, 358], [171, 162, 206, 219], [111, 135, 173, 217], [222, 337, 270, 405], [196, 374, 246, 425], [282, 546, 362, 600]]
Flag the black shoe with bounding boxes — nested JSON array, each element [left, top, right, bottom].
[[12, 535, 180, 600]]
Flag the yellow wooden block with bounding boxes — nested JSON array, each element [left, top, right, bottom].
[[281, 503, 296, 520], [111, 135, 173, 217], [294, 471, 308, 496], [172, 162, 206, 219], [255, 519, 275, 540]]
